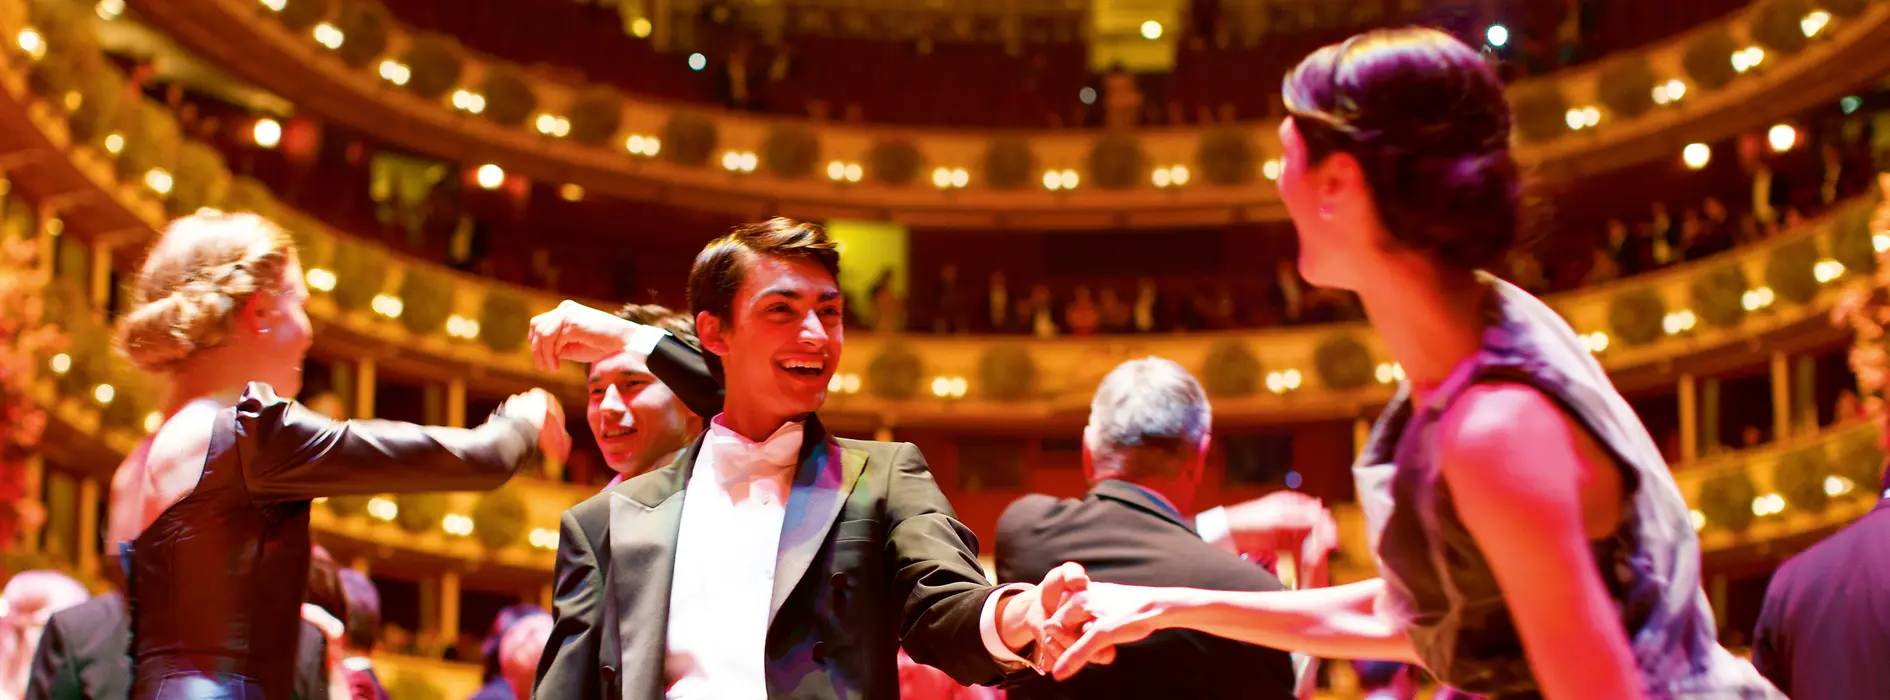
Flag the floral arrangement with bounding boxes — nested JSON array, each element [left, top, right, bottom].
[[0, 235, 62, 552], [1830, 175, 1890, 416]]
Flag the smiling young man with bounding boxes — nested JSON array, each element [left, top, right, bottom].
[[529, 218, 1084, 700], [586, 305, 705, 488]]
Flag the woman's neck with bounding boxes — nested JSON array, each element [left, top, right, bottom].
[[161, 362, 253, 416], [1356, 264, 1489, 394]]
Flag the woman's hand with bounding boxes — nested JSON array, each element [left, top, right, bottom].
[[1044, 583, 1184, 680], [502, 388, 571, 463]]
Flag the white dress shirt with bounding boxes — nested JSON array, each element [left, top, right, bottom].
[[665, 417, 801, 699]]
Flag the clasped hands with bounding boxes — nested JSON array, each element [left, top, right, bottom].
[[1006, 492, 1339, 680]]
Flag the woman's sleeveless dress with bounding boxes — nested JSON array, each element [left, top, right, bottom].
[[124, 383, 536, 699], [1352, 275, 1782, 698]]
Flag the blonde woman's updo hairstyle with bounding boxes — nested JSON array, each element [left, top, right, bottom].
[[115, 212, 299, 372]]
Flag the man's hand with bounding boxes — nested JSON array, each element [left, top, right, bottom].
[[527, 300, 641, 371], [1209, 492, 1339, 563], [1043, 582, 1179, 680], [995, 562, 1091, 673]]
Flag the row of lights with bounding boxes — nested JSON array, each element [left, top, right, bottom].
[[827, 160, 864, 183], [1688, 474, 1860, 533], [1264, 369, 1302, 394], [1151, 165, 1190, 188], [722, 150, 759, 173], [827, 372, 862, 395], [301, 267, 486, 340], [343, 495, 562, 548], [625, 134, 663, 157], [932, 167, 969, 190], [1042, 169, 1080, 191], [930, 375, 969, 399], [1680, 124, 1797, 171], [534, 114, 572, 138]]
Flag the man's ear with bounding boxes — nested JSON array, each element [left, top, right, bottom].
[[1190, 434, 1212, 485], [1080, 425, 1097, 483], [696, 311, 729, 357]]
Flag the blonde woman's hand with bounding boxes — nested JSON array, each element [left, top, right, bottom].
[[502, 388, 571, 463]]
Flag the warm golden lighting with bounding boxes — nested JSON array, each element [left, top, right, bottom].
[[1742, 286, 1776, 311], [1801, 10, 1831, 38], [16, 28, 46, 61], [1262, 159, 1282, 181], [1682, 143, 1711, 170], [1751, 493, 1786, 517], [49, 353, 71, 375], [305, 267, 337, 292], [144, 411, 163, 433], [1264, 369, 1303, 394], [535, 114, 571, 138], [446, 314, 481, 340], [371, 294, 404, 319], [720, 151, 757, 173], [1732, 46, 1765, 73], [1813, 258, 1846, 283], [1661, 309, 1698, 335], [929, 376, 968, 399], [93, 384, 115, 405], [378, 60, 411, 85], [366, 497, 398, 521], [312, 23, 344, 50], [1768, 124, 1797, 153], [1581, 331, 1610, 353], [451, 90, 486, 114], [630, 17, 653, 38], [475, 164, 504, 190], [103, 132, 125, 154], [1374, 362, 1405, 384], [1652, 79, 1687, 105], [625, 134, 661, 156], [559, 183, 585, 202], [96, 0, 126, 21], [1688, 509, 1706, 531], [259, 0, 287, 11], [529, 527, 559, 550], [1140, 21, 1162, 40], [1825, 475, 1856, 497], [144, 168, 174, 195], [442, 513, 475, 537], [252, 118, 282, 148]]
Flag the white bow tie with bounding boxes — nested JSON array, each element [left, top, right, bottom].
[[706, 420, 804, 478]]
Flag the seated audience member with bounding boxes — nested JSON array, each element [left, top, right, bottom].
[[2, 572, 89, 700], [498, 611, 552, 700], [468, 605, 547, 700], [1354, 660, 1418, 700]]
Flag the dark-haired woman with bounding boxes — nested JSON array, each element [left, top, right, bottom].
[[1040, 28, 1781, 699]]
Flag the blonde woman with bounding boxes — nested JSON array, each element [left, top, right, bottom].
[[108, 212, 567, 699]]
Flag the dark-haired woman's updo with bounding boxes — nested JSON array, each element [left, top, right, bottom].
[[1284, 27, 1521, 271]]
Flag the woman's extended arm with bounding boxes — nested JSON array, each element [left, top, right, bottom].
[[1434, 383, 1644, 700], [1049, 577, 1417, 680], [239, 383, 567, 501]]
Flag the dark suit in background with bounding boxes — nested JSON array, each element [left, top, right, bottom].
[[26, 592, 330, 700], [1751, 497, 1890, 698], [996, 481, 1297, 700]]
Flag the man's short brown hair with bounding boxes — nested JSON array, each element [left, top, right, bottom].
[[613, 303, 697, 348], [687, 217, 841, 324]]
